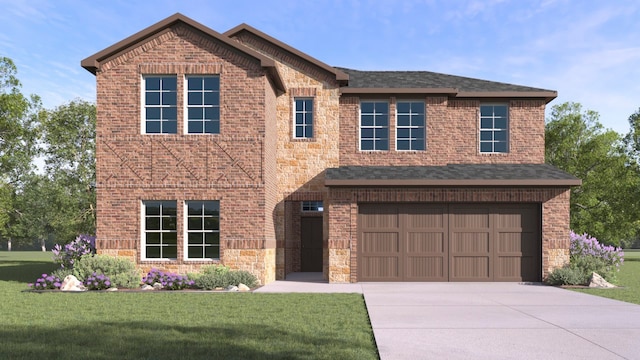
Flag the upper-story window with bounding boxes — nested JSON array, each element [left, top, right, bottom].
[[396, 101, 425, 151], [360, 101, 389, 151], [186, 76, 220, 134], [294, 98, 313, 138], [144, 76, 177, 134], [479, 104, 508, 153]]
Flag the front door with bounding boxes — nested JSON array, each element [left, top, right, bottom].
[[301, 217, 323, 272]]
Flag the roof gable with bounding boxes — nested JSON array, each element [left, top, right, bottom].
[[81, 13, 284, 92], [224, 23, 349, 84]]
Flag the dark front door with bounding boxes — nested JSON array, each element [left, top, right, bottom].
[[301, 217, 323, 272]]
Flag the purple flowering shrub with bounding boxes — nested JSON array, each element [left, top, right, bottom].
[[83, 272, 112, 290], [142, 268, 195, 290], [548, 231, 625, 285], [51, 234, 96, 269], [570, 231, 624, 270], [28, 274, 62, 290]]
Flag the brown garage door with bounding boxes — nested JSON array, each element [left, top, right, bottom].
[[358, 204, 540, 282]]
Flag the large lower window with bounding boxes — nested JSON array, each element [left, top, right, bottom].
[[187, 76, 220, 134], [143, 201, 177, 259], [185, 201, 220, 259], [294, 98, 313, 138], [480, 104, 508, 153], [144, 76, 177, 134], [396, 101, 425, 151], [360, 101, 389, 151]]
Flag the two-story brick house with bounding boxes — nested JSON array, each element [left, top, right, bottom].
[[81, 13, 580, 284]]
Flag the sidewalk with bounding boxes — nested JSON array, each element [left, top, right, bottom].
[[253, 272, 363, 293]]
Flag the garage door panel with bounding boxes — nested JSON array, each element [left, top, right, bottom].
[[451, 210, 490, 228], [451, 232, 490, 253], [361, 232, 399, 253], [496, 257, 520, 279], [361, 256, 399, 279], [360, 206, 399, 228], [407, 232, 445, 253], [406, 206, 446, 228], [451, 256, 490, 280], [406, 257, 445, 280], [498, 232, 522, 253]]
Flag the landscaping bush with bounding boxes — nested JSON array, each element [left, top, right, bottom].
[[188, 264, 230, 282], [546, 266, 586, 286], [28, 273, 62, 290], [51, 234, 96, 269], [195, 269, 258, 290], [72, 254, 140, 288], [142, 268, 194, 290], [50, 267, 74, 281], [83, 272, 112, 290], [547, 231, 625, 285]]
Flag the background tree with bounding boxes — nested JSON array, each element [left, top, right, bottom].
[[0, 57, 41, 250], [546, 102, 640, 246]]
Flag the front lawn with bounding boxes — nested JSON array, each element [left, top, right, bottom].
[[0, 251, 378, 360], [571, 251, 640, 304]]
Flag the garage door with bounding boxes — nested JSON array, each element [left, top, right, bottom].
[[358, 204, 541, 282]]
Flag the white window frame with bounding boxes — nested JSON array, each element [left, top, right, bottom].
[[395, 100, 426, 151], [141, 75, 178, 135], [184, 75, 221, 135], [479, 103, 509, 153], [301, 201, 323, 212], [183, 200, 220, 261], [359, 101, 389, 151], [293, 97, 314, 139], [141, 200, 178, 261]]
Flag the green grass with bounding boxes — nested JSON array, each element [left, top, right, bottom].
[[571, 251, 640, 304], [0, 251, 378, 360]]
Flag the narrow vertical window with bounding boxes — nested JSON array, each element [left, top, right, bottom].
[[185, 201, 220, 259], [143, 201, 177, 259], [186, 76, 220, 134], [144, 76, 177, 134], [360, 101, 389, 151], [294, 98, 313, 138], [396, 101, 425, 151], [479, 104, 509, 153]]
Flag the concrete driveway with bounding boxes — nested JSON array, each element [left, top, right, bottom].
[[362, 282, 640, 360]]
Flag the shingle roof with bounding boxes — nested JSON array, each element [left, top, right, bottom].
[[325, 164, 581, 186], [335, 67, 553, 93]]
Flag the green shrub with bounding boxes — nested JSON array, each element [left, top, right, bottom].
[[572, 255, 616, 283], [51, 267, 74, 281], [73, 254, 141, 288], [188, 264, 230, 282], [194, 270, 258, 290], [546, 266, 587, 286]]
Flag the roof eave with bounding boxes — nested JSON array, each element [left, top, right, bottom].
[[325, 179, 582, 187], [340, 87, 459, 95], [224, 23, 349, 84], [457, 91, 558, 103], [80, 13, 285, 91]]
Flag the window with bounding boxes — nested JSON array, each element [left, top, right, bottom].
[[185, 201, 220, 259], [301, 201, 323, 212], [396, 101, 425, 151], [479, 104, 509, 153], [186, 76, 220, 134], [294, 98, 313, 138], [360, 101, 389, 150], [143, 201, 177, 259], [144, 76, 177, 134]]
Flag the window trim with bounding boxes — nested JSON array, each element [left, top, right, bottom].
[[292, 97, 314, 139], [183, 75, 221, 135], [479, 103, 509, 154], [141, 75, 178, 135], [359, 100, 390, 151], [395, 100, 426, 151], [141, 200, 178, 261], [301, 201, 323, 212], [183, 200, 220, 261]]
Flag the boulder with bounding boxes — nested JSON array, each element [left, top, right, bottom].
[[226, 285, 239, 292], [106, 287, 119, 292], [141, 284, 154, 291], [60, 275, 87, 292], [238, 283, 250, 292], [588, 272, 616, 288], [153, 282, 164, 290]]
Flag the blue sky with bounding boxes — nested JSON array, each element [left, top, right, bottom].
[[1, 0, 639, 134]]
